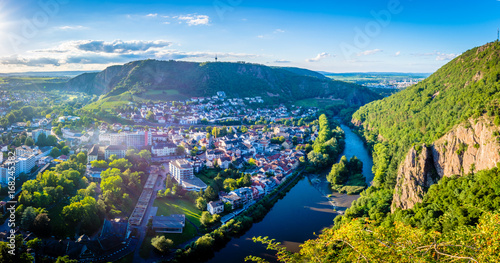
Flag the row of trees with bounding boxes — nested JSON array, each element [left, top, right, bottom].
[[326, 156, 367, 195], [307, 114, 345, 168]]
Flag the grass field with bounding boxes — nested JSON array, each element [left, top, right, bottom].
[[139, 89, 188, 101], [139, 198, 202, 258], [84, 89, 189, 112]]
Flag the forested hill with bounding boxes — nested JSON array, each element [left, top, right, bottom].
[[352, 41, 500, 188], [66, 60, 381, 106], [254, 41, 500, 263]]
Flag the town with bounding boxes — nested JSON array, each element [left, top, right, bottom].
[[0, 90, 323, 262]]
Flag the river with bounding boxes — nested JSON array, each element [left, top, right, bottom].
[[205, 124, 373, 263]]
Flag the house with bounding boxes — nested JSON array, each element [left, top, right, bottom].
[[220, 193, 242, 210], [217, 156, 232, 169], [229, 187, 253, 204], [87, 167, 106, 182], [152, 215, 186, 233], [151, 142, 177, 157], [87, 144, 99, 163], [207, 201, 224, 215], [282, 140, 293, 149], [104, 145, 127, 160], [206, 149, 225, 161]]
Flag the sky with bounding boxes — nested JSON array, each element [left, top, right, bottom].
[[0, 0, 499, 73]]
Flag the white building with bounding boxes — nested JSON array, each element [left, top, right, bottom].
[[207, 201, 224, 215], [152, 142, 177, 157], [31, 129, 51, 142], [169, 159, 194, 183]]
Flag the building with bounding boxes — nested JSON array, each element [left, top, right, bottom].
[[151, 142, 177, 157], [220, 193, 242, 210], [168, 159, 207, 192], [169, 159, 194, 183], [104, 145, 127, 160], [87, 144, 99, 163], [109, 133, 127, 146], [108, 131, 152, 147], [31, 129, 51, 142], [207, 201, 224, 215], [151, 215, 185, 233]]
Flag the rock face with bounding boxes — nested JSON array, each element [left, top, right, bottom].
[[392, 118, 500, 211], [392, 145, 438, 211]]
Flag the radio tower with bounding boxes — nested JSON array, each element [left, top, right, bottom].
[[497, 28, 499, 42]]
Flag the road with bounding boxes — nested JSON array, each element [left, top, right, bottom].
[[131, 164, 168, 263]]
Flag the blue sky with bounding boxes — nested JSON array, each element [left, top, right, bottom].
[[0, 0, 498, 73]]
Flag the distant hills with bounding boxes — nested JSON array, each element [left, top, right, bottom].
[[65, 60, 381, 109]]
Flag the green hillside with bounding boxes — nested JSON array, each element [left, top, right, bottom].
[[65, 60, 381, 110], [254, 41, 500, 263], [352, 41, 500, 189]]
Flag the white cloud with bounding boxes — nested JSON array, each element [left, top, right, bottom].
[[0, 55, 61, 66], [257, 35, 265, 39], [0, 39, 258, 69], [411, 51, 459, 61], [174, 14, 210, 26], [435, 52, 458, 61], [55, 25, 88, 30], [274, 29, 285, 33], [306, 52, 331, 62], [146, 13, 158, 17], [395, 51, 401, 56], [357, 49, 383, 56], [72, 40, 173, 53], [274, 59, 291, 63], [163, 21, 171, 25]]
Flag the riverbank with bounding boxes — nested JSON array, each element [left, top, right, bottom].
[[172, 170, 305, 262]]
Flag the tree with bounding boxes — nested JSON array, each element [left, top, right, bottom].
[[196, 197, 207, 210], [49, 147, 61, 158], [25, 137, 34, 146], [200, 211, 213, 226], [46, 135, 58, 146], [151, 236, 174, 254], [146, 110, 155, 121], [61, 146, 70, 155], [327, 156, 348, 185], [109, 158, 132, 171], [36, 133, 47, 146], [204, 186, 218, 201], [176, 145, 186, 155], [21, 206, 37, 230], [55, 256, 78, 263], [248, 158, 257, 166], [91, 160, 108, 169], [223, 178, 238, 192], [76, 152, 87, 164], [32, 213, 50, 236], [138, 150, 151, 162]]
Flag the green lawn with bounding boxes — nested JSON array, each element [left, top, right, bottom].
[[154, 198, 201, 227], [196, 169, 218, 186], [139, 198, 203, 258]]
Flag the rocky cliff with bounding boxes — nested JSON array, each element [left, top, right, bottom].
[[392, 117, 500, 211]]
